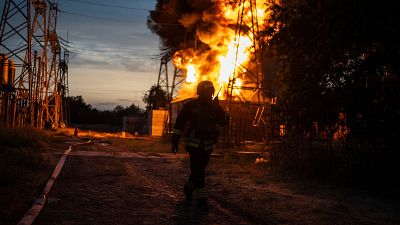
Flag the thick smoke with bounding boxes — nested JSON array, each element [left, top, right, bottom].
[[147, 0, 225, 53], [147, 0, 273, 100]]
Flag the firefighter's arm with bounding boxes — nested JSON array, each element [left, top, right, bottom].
[[213, 100, 230, 126], [217, 109, 230, 126], [171, 102, 191, 153]]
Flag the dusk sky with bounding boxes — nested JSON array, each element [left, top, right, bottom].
[[56, 0, 161, 110]]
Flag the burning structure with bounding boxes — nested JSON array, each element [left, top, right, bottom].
[[148, 0, 282, 145]]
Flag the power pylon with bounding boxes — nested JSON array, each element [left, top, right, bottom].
[[30, 0, 48, 127], [156, 51, 171, 101], [170, 67, 185, 100], [226, 0, 267, 126], [156, 50, 186, 101], [0, 0, 69, 128], [45, 1, 61, 127], [223, 0, 281, 145], [0, 0, 32, 126]]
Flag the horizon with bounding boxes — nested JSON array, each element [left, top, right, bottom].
[[0, 0, 192, 112]]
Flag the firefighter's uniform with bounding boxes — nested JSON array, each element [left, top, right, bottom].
[[171, 81, 230, 211]]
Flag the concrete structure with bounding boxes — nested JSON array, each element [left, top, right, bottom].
[[148, 109, 169, 136]]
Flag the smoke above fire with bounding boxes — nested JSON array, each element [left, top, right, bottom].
[[148, 0, 275, 100]]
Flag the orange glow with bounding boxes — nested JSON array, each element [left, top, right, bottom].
[[172, 1, 276, 100]]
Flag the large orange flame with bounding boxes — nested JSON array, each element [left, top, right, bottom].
[[172, 1, 275, 100]]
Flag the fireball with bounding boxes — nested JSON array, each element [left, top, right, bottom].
[[172, 0, 275, 100]]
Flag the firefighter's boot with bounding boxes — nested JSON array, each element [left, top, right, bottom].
[[194, 188, 208, 211], [197, 198, 208, 211], [184, 181, 195, 200]]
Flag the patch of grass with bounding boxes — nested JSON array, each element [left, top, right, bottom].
[[0, 125, 53, 224], [0, 125, 46, 148], [0, 126, 51, 184]]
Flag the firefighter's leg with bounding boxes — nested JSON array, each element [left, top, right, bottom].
[[183, 146, 197, 200], [190, 149, 212, 210]]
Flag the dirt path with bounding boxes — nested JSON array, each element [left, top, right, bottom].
[[29, 139, 400, 225], [33, 145, 253, 225]]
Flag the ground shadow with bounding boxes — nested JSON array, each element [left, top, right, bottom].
[[172, 199, 208, 225]]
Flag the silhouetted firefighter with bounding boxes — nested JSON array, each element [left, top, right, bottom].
[[171, 81, 230, 211]]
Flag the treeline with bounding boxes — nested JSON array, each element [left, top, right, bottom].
[[67, 96, 145, 126], [263, 1, 400, 185], [266, 0, 400, 144]]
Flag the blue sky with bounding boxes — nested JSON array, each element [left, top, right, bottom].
[[0, 0, 162, 110], [55, 0, 161, 110]]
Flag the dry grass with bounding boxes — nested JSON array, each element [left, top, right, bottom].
[[0, 126, 52, 184], [202, 149, 400, 225], [0, 125, 53, 224]]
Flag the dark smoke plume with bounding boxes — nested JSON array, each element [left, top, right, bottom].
[[147, 0, 214, 54]]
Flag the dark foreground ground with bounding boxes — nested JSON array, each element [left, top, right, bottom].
[[2, 131, 400, 225]]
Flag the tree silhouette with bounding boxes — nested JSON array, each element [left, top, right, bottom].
[[267, 0, 400, 141], [143, 85, 169, 110], [67, 96, 144, 126]]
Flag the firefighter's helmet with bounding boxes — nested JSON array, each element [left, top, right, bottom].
[[197, 81, 215, 97]]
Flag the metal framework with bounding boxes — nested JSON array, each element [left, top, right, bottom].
[[156, 52, 185, 101], [221, 0, 272, 145], [226, 0, 265, 123], [170, 67, 184, 100], [157, 50, 185, 139], [0, 0, 69, 128], [156, 51, 171, 101]]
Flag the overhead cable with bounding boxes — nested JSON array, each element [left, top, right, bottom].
[[63, 0, 153, 11], [58, 9, 141, 23]]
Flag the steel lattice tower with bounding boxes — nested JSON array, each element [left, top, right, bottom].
[[0, 0, 32, 126], [156, 51, 171, 101], [226, 0, 268, 127], [0, 0, 69, 128], [156, 50, 185, 102]]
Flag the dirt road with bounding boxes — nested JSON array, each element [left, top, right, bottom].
[[29, 138, 400, 225], [33, 146, 254, 225]]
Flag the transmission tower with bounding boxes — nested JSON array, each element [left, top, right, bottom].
[[226, 0, 267, 125], [156, 51, 171, 101], [223, 0, 281, 145], [170, 67, 185, 100], [30, 0, 48, 127], [169, 31, 195, 101], [0, 0, 69, 128], [45, 1, 61, 127], [0, 0, 32, 126]]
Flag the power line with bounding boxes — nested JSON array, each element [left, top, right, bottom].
[[63, 0, 164, 12], [62, 0, 166, 12], [75, 47, 160, 55], [75, 45, 159, 53], [58, 9, 142, 23], [59, 9, 183, 26], [59, 36, 71, 44], [74, 51, 161, 59]]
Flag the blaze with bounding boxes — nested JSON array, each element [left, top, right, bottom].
[[186, 64, 197, 83], [172, 0, 276, 100]]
